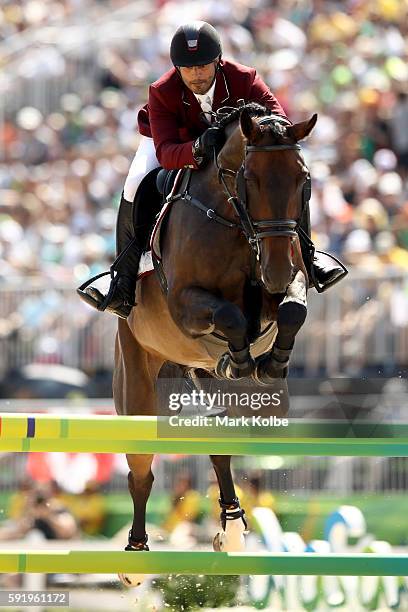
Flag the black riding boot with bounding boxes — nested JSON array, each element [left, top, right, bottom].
[[77, 194, 142, 319], [299, 178, 348, 293]]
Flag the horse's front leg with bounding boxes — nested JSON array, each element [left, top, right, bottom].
[[254, 270, 307, 383], [169, 286, 254, 378]]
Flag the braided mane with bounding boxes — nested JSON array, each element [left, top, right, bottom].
[[213, 102, 286, 139]]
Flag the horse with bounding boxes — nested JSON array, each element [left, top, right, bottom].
[[113, 103, 316, 586]]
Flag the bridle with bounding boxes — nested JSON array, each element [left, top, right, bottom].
[[165, 112, 308, 270], [215, 115, 303, 260], [153, 110, 312, 294]]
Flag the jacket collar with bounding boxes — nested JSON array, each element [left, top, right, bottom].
[[213, 67, 230, 107]]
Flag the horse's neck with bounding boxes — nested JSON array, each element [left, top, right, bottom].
[[217, 124, 245, 172]]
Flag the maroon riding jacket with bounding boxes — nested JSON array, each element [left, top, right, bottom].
[[137, 59, 288, 170]]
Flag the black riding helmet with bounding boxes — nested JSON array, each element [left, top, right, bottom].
[[170, 21, 222, 67]]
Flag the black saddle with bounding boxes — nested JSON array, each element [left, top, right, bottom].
[[156, 168, 179, 199]]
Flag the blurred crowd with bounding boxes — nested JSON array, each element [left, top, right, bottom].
[[0, 0, 407, 373], [0, 470, 275, 546], [0, 0, 408, 282], [0, 0, 132, 41], [0, 478, 105, 542], [0, 469, 277, 589]]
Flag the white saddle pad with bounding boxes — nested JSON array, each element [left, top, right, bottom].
[[137, 251, 154, 279]]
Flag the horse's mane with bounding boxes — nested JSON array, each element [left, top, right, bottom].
[[214, 102, 286, 139]]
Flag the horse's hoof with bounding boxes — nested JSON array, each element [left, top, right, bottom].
[[213, 532, 223, 551], [215, 354, 236, 379], [253, 354, 288, 384], [213, 529, 246, 552], [231, 361, 255, 379], [119, 534, 149, 588], [118, 573, 146, 588], [215, 353, 255, 380]]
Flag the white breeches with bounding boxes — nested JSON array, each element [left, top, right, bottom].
[[123, 135, 160, 202]]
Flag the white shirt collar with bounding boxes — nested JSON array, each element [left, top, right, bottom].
[[194, 78, 216, 106]]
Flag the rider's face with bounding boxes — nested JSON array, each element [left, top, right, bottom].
[[178, 61, 217, 95]]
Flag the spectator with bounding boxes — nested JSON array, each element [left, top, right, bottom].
[[389, 91, 408, 177], [162, 473, 201, 535], [64, 479, 106, 536], [0, 482, 79, 541]]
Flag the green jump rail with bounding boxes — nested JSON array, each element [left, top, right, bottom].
[[1, 551, 407, 576], [1, 414, 407, 579], [0, 413, 407, 456]]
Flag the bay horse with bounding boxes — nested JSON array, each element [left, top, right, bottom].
[[114, 103, 316, 586]]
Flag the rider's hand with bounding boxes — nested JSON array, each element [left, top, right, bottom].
[[192, 126, 224, 164]]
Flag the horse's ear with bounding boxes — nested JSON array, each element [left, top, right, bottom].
[[287, 113, 318, 142], [240, 108, 258, 141]]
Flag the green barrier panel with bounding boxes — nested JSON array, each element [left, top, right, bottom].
[[0, 551, 407, 575], [1, 438, 408, 456], [0, 414, 407, 456]]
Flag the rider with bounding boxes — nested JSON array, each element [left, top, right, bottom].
[[78, 21, 347, 319]]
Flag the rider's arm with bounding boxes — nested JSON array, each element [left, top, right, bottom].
[[148, 84, 199, 170], [249, 70, 290, 122]]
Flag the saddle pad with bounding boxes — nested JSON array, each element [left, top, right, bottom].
[[137, 251, 154, 279]]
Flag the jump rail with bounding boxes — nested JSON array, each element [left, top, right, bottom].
[[0, 413, 407, 456], [1, 551, 407, 576], [1, 413, 407, 579]]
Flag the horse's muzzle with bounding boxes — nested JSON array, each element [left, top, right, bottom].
[[260, 263, 295, 295]]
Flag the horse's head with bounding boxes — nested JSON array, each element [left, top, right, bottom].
[[218, 105, 317, 295]]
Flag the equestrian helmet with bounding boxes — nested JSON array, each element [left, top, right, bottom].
[[170, 21, 222, 67]]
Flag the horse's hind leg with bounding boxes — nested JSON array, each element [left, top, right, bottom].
[[210, 454, 247, 552], [114, 319, 164, 587]]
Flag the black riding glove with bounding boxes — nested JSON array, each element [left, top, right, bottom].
[[192, 126, 224, 165]]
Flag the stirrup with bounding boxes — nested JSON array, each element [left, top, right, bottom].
[[77, 271, 136, 319], [77, 270, 113, 311], [77, 269, 135, 313], [311, 250, 348, 294], [297, 226, 348, 293], [77, 236, 140, 310]]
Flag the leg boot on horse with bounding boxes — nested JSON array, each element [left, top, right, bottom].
[[210, 455, 247, 552], [254, 270, 308, 383], [77, 193, 142, 319]]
